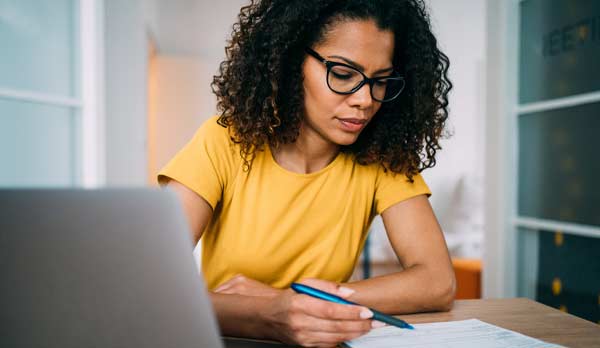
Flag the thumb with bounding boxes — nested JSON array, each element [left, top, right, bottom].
[[298, 278, 356, 299]]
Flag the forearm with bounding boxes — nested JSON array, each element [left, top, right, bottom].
[[343, 263, 456, 314], [210, 292, 274, 340]]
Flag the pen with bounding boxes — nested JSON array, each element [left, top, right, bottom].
[[290, 283, 414, 330]]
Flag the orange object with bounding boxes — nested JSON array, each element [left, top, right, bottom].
[[452, 258, 482, 299]]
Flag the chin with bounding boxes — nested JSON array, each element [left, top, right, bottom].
[[332, 131, 361, 146]]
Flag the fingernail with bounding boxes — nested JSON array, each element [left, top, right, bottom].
[[371, 320, 386, 328], [360, 309, 374, 319], [338, 286, 355, 297]]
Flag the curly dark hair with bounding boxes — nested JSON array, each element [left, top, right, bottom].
[[211, 0, 452, 180]]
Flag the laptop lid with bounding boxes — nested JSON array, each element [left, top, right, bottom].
[[0, 188, 224, 348]]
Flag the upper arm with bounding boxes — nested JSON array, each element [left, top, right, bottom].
[[166, 179, 213, 245], [156, 118, 238, 244], [380, 194, 453, 274]]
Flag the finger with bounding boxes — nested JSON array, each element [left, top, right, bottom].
[[293, 329, 369, 347], [299, 278, 355, 298], [293, 294, 373, 320], [371, 320, 386, 329], [292, 315, 373, 334]]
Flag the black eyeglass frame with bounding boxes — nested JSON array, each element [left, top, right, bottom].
[[305, 47, 405, 102]]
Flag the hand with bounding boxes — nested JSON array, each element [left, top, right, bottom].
[[213, 274, 283, 298], [260, 278, 382, 347]]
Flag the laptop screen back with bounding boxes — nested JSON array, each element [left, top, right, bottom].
[[0, 188, 224, 348]]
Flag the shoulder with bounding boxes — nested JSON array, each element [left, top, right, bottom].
[[157, 116, 240, 208], [375, 165, 429, 191], [192, 116, 240, 156], [372, 165, 431, 214], [194, 115, 232, 143]]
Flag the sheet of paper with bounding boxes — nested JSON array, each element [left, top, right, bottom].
[[344, 319, 565, 348]]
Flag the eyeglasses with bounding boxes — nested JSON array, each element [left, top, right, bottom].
[[305, 47, 405, 103]]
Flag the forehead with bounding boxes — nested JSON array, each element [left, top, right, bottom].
[[315, 19, 395, 67]]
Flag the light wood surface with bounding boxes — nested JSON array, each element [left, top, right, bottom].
[[397, 298, 600, 348]]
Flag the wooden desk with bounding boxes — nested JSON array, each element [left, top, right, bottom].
[[224, 298, 600, 348], [402, 298, 600, 347]]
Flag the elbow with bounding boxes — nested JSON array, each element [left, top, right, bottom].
[[436, 272, 456, 312]]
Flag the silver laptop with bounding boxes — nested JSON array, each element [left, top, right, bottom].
[[0, 188, 225, 348]]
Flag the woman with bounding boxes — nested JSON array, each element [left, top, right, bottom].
[[158, 0, 454, 346]]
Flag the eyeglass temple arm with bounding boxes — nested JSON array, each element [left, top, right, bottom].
[[304, 47, 327, 63]]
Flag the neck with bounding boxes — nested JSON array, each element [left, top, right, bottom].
[[272, 123, 339, 174]]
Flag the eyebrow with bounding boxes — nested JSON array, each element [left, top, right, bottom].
[[328, 55, 395, 74]]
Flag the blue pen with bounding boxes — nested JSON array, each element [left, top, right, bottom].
[[291, 283, 414, 330]]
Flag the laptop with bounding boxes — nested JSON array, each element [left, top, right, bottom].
[[0, 188, 226, 348]]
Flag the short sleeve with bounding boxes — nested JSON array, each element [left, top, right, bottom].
[[374, 168, 431, 215], [157, 116, 239, 209]]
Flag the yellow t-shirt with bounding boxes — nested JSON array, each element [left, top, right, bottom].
[[158, 116, 431, 290]]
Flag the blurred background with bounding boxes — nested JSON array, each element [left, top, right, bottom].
[[1, 0, 598, 323]]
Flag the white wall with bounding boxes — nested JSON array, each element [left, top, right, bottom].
[[151, 56, 217, 178], [104, 0, 149, 186], [152, 0, 248, 59], [421, 0, 487, 258]]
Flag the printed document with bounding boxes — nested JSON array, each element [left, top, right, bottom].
[[344, 319, 564, 348]]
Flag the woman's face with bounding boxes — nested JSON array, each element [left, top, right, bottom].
[[302, 19, 395, 146]]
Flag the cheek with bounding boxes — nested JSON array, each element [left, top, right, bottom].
[[304, 70, 326, 100], [303, 75, 344, 115]]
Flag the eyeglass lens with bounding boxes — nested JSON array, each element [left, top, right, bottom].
[[327, 65, 404, 102]]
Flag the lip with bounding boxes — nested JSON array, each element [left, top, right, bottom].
[[337, 117, 368, 132]]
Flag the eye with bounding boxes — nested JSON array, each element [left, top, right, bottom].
[[329, 65, 359, 80], [331, 70, 353, 80]]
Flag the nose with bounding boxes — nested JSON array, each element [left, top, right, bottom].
[[347, 82, 374, 109]]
